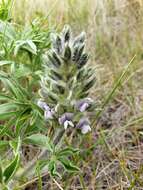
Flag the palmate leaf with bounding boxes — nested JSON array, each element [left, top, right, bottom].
[[14, 104, 44, 137], [24, 134, 53, 152], [56, 147, 79, 157], [58, 157, 80, 172], [26, 40, 37, 54], [14, 40, 37, 56], [48, 161, 61, 178]]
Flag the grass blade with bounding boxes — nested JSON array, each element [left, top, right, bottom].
[[92, 54, 136, 126]]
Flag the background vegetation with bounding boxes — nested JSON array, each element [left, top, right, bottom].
[[1, 0, 143, 189]]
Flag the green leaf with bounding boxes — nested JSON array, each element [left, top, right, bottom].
[[14, 40, 37, 55], [0, 116, 17, 137], [0, 94, 13, 101], [0, 21, 16, 40], [29, 110, 39, 126], [9, 137, 21, 155], [0, 110, 19, 120], [3, 154, 20, 183], [58, 157, 80, 172], [0, 73, 26, 100], [0, 102, 17, 112], [0, 103, 18, 120], [57, 147, 79, 157], [15, 110, 31, 137], [26, 40, 37, 54], [24, 134, 53, 152], [48, 161, 61, 178], [0, 61, 14, 66], [14, 40, 25, 56]]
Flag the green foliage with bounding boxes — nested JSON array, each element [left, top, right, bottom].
[[56, 147, 80, 173], [0, 13, 52, 188], [3, 154, 20, 183], [24, 134, 54, 152], [37, 145, 80, 179], [0, 0, 11, 21], [0, 18, 87, 188]]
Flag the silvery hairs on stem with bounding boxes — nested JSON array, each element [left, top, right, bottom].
[[38, 25, 96, 134]]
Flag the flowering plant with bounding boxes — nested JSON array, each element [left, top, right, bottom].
[[38, 25, 95, 134], [0, 25, 95, 189]]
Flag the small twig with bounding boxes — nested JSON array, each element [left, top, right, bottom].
[[17, 171, 48, 189], [18, 171, 64, 190], [52, 177, 64, 190]]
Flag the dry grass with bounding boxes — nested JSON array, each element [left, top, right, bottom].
[[10, 0, 143, 189]]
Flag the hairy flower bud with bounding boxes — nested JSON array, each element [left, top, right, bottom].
[[51, 34, 63, 54], [51, 51, 62, 67], [73, 32, 86, 46], [64, 44, 71, 60], [62, 25, 71, 42], [83, 77, 96, 92], [77, 53, 89, 68], [72, 44, 84, 62]]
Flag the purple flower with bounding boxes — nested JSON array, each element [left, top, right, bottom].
[[76, 118, 91, 134], [44, 109, 55, 120], [37, 100, 50, 110], [37, 100, 54, 120], [75, 98, 93, 112], [59, 113, 74, 129]]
